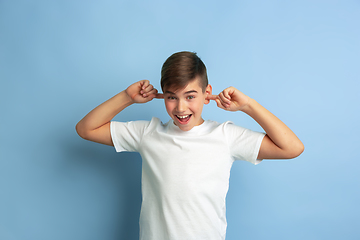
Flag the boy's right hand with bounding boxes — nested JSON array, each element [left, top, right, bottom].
[[125, 80, 162, 103], [76, 80, 163, 146]]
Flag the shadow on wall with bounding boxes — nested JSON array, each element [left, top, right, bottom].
[[60, 132, 143, 240]]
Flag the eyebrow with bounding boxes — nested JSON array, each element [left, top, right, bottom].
[[165, 90, 198, 95]]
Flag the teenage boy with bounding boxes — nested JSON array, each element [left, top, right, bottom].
[[76, 51, 304, 240]]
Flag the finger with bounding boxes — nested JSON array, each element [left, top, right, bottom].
[[215, 99, 226, 110], [141, 83, 154, 94], [206, 94, 218, 101], [219, 92, 230, 105], [223, 88, 231, 100], [140, 80, 150, 90], [155, 93, 164, 99], [142, 88, 158, 98], [218, 93, 231, 108]]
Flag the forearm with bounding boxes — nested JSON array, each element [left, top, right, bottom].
[[242, 98, 304, 157], [76, 90, 133, 135]]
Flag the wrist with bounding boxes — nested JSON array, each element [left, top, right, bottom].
[[239, 97, 257, 114], [120, 90, 135, 106]]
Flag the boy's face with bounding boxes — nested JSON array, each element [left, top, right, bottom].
[[164, 77, 212, 131]]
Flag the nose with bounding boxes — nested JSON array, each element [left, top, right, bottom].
[[176, 99, 186, 112]]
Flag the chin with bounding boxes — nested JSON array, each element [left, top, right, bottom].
[[172, 120, 193, 131]]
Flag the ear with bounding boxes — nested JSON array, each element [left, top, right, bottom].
[[204, 84, 212, 105]]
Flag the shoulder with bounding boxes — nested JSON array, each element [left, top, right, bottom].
[[208, 120, 247, 134], [217, 121, 265, 141], [222, 121, 247, 132], [196, 120, 246, 138], [111, 117, 163, 135]]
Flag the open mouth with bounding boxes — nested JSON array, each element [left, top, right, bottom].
[[175, 114, 192, 124]]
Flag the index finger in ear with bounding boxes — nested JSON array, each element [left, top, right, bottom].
[[206, 94, 218, 101], [155, 93, 164, 99]]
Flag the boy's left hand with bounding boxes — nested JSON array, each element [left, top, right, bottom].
[[207, 87, 250, 112]]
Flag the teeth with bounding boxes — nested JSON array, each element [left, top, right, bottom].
[[177, 115, 189, 119]]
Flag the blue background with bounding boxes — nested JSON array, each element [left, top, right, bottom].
[[1, 0, 359, 239]]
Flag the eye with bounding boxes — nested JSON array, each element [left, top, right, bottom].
[[187, 96, 194, 100], [167, 96, 177, 100]]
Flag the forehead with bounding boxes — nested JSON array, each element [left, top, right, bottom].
[[164, 78, 203, 95]]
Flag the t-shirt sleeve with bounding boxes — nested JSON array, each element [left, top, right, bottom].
[[224, 122, 266, 165], [110, 120, 151, 152]]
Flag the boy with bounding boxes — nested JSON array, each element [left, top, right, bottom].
[[76, 51, 304, 240]]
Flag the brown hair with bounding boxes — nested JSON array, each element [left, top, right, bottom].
[[160, 51, 208, 92]]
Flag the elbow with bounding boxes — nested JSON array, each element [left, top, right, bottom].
[[287, 141, 305, 159], [76, 122, 89, 140]]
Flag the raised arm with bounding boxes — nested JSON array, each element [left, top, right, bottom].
[[76, 80, 160, 146], [208, 87, 304, 160]]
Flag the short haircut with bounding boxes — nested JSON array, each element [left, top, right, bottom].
[[161, 51, 208, 92]]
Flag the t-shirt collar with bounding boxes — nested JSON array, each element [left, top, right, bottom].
[[166, 119, 210, 136]]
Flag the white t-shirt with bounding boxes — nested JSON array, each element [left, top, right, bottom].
[[111, 117, 265, 240]]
